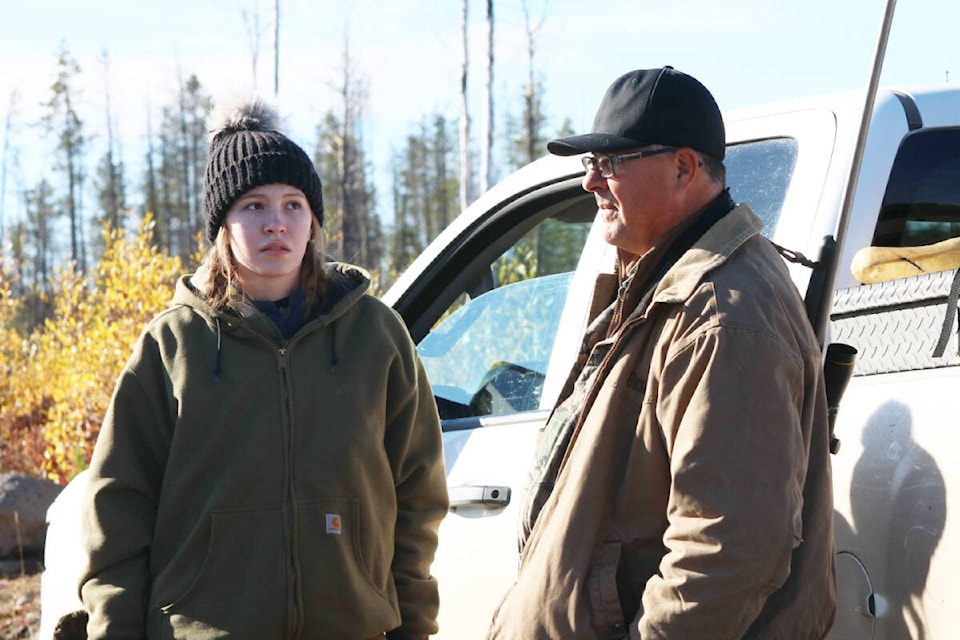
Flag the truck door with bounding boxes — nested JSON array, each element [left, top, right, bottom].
[[387, 164, 609, 638]]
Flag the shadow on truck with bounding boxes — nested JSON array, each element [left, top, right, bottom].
[[832, 401, 946, 640]]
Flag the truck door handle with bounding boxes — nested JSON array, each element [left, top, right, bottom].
[[448, 485, 511, 510]]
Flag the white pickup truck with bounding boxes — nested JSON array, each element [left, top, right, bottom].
[[41, 83, 960, 640], [380, 82, 960, 640]]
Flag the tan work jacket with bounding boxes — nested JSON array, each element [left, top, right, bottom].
[[488, 204, 836, 639]]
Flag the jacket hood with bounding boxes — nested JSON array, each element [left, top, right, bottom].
[[174, 261, 372, 327], [173, 262, 373, 380]]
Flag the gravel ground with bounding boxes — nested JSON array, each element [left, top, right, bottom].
[[0, 567, 42, 639]]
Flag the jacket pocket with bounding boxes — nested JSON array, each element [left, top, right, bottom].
[[297, 500, 401, 638], [151, 506, 286, 638], [587, 540, 628, 639]]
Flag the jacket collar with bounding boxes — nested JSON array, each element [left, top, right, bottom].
[[177, 261, 372, 329], [653, 202, 763, 304]]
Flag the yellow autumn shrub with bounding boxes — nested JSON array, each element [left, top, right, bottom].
[[0, 216, 191, 482]]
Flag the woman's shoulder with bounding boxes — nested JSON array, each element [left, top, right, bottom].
[[324, 262, 393, 316], [137, 275, 219, 341], [351, 292, 408, 335]]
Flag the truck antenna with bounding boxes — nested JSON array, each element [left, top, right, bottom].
[[805, 0, 898, 349]]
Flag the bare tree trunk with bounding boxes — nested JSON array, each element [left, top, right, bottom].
[[76, 165, 86, 271], [328, 37, 373, 265], [338, 55, 354, 261], [522, 0, 547, 164], [272, 0, 280, 96], [480, 0, 494, 194], [61, 90, 85, 272], [177, 78, 193, 256], [0, 90, 16, 255], [458, 0, 471, 211], [242, 2, 262, 85], [47, 73, 86, 272], [101, 51, 123, 229], [142, 100, 159, 228]]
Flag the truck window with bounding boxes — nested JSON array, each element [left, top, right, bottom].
[[418, 209, 594, 421], [872, 127, 960, 246], [725, 137, 798, 236], [419, 273, 575, 419]]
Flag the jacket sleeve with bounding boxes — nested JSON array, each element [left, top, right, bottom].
[[79, 336, 172, 639], [636, 325, 809, 639], [383, 338, 449, 640]]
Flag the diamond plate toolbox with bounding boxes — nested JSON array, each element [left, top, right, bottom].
[[831, 269, 960, 376]]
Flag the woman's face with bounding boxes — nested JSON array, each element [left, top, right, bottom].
[[224, 183, 314, 301]]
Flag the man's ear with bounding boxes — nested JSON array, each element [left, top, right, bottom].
[[674, 147, 700, 183]]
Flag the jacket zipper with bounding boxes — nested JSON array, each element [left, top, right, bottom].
[[278, 346, 303, 639], [235, 322, 321, 639]]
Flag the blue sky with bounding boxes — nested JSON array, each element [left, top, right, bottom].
[[1, 0, 958, 234]]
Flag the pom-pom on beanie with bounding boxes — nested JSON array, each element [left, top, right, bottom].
[[203, 96, 324, 243]]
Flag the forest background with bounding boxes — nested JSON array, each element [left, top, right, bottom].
[[1, 0, 579, 482], [1, 0, 958, 482]]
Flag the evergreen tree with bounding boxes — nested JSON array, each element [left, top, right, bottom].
[[314, 110, 379, 270], [389, 114, 459, 276], [313, 44, 381, 272], [389, 134, 424, 275], [10, 179, 59, 330], [94, 151, 126, 232], [141, 103, 160, 236], [40, 42, 86, 271], [93, 51, 127, 241], [503, 0, 550, 171], [151, 75, 211, 259], [6, 221, 27, 298], [179, 75, 211, 255], [430, 115, 458, 237], [23, 179, 56, 291]]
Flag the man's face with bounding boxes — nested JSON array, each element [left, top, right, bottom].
[[582, 146, 682, 260]]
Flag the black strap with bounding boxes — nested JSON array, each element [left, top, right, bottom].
[[933, 268, 960, 357], [771, 241, 819, 269]]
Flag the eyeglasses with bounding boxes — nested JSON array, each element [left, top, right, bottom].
[[581, 147, 678, 178]]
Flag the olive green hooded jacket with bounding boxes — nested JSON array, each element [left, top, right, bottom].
[[80, 263, 448, 640]]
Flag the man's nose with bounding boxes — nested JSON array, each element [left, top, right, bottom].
[[582, 167, 605, 192]]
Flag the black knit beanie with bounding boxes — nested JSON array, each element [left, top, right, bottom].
[[203, 96, 324, 243]]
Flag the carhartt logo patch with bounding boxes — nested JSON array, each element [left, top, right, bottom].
[[626, 371, 646, 394], [325, 513, 342, 535]]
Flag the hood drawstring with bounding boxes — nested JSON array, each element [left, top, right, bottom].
[[330, 323, 339, 375], [213, 317, 223, 382]]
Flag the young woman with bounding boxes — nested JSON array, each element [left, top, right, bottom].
[[79, 98, 448, 640]]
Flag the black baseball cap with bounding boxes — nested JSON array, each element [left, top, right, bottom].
[[547, 66, 725, 160]]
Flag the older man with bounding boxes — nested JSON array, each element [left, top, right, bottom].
[[487, 67, 836, 639]]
